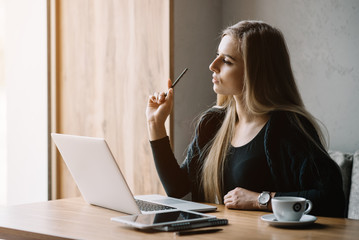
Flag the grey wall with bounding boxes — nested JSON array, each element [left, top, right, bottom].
[[173, 0, 220, 160], [222, 0, 359, 153], [173, 0, 359, 160]]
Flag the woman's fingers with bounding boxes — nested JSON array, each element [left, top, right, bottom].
[[149, 91, 168, 104], [148, 94, 156, 103], [166, 88, 173, 98], [154, 92, 159, 100], [158, 92, 166, 102], [167, 78, 173, 89]]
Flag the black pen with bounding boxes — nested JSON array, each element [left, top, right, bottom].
[[165, 68, 188, 96], [176, 228, 222, 236], [171, 68, 188, 89]]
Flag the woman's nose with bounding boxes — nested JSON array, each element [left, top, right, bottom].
[[209, 57, 219, 73]]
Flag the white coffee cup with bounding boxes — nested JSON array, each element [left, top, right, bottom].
[[271, 197, 312, 221]]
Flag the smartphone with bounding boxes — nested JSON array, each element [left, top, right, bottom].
[[111, 209, 215, 229]]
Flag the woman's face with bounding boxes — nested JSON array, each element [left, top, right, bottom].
[[209, 35, 245, 96]]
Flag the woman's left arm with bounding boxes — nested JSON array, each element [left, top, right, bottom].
[[224, 170, 345, 218], [268, 112, 345, 217], [273, 155, 346, 217], [224, 113, 346, 217]]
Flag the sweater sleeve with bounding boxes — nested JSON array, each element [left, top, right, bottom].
[[150, 136, 190, 198], [267, 112, 346, 217], [149, 108, 225, 201], [274, 158, 345, 218]]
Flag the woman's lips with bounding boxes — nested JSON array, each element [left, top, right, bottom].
[[212, 75, 219, 84]]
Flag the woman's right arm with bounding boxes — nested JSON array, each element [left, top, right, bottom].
[[146, 79, 190, 198], [150, 137, 190, 198]]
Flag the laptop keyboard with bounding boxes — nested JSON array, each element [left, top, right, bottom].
[[135, 199, 175, 212]]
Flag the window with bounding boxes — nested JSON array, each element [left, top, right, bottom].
[[0, 0, 48, 206]]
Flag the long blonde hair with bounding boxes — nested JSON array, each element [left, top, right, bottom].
[[201, 21, 328, 203]]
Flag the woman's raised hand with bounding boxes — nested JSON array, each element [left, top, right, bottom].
[[146, 79, 173, 141]]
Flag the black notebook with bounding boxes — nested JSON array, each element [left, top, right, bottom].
[[155, 218, 228, 232]]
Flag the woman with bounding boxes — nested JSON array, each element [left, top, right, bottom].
[[146, 21, 345, 217]]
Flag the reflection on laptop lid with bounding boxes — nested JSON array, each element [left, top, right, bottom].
[[51, 133, 216, 214]]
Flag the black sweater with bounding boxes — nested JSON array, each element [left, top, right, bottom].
[[150, 109, 345, 217]]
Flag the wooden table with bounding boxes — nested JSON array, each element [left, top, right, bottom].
[[0, 197, 358, 239]]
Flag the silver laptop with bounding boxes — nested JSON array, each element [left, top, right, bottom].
[[51, 133, 216, 214]]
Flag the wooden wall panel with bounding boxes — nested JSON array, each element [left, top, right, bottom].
[[55, 0, 170, 198]]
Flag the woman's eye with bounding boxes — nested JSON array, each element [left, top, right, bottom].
[[215, 53, 232, 65], [222, 59, 232, 65]]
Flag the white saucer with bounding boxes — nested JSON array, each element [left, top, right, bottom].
[[261, 214, 317, 227]]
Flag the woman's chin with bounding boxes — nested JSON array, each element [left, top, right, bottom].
[[213, 86, 224, 95], [213, 86, 219, 94]]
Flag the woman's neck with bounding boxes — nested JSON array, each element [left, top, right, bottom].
[[233, 95, 269, 125], [231, 96, 269, 147]]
